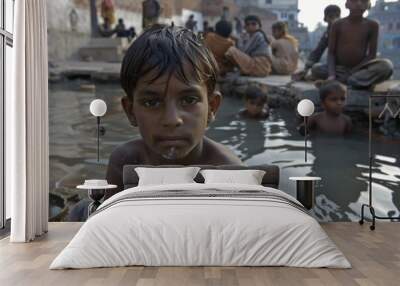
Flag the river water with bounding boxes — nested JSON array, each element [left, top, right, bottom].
[[49, 81, 400, 221]]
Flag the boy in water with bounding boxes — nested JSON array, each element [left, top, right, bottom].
[[312, 0, 393, 89], [306, 81, 352, 135], [105, 25, 243, 199], [239, 86, 269, 119], [293, 5, 341, 81]]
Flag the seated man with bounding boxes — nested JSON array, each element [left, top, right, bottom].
[[115, 18, 128, 38], [269, 21, 299, 75], [312, 0, 393, 89], [105, 24, 243, 199], [303, 80, 352, 136], [293, 5, 341, 81], [239, 86, 269, 119], [127, 26, 137, 41], [204, 20, 235, 75], [225, 15, 272, 77]]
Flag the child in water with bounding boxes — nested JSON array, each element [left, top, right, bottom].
[[68, 25, 244, 220], [306, 80, 352, 136], [239, 86, 269, 119], [105, 24, 244, 199]]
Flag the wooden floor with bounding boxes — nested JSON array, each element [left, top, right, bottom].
[[0, 222, 399, 286]]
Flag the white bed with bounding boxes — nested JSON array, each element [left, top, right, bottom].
[[50, 183, 351, 269]]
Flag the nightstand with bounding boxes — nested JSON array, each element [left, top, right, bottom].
[[77, 180, 117, 217], [289, 177, 321, 210]]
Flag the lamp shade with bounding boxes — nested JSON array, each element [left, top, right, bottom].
[[90, 99, 107, 117], [297, 99, 315, 117]]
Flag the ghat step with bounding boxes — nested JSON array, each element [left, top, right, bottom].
[[218, 74, 400, 111]]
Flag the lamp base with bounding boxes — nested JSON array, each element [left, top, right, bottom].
[[87, 189, 105, 217], [296, 180, 314, 210]]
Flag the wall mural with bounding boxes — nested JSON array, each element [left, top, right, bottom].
[[47, 0, 400, 223]]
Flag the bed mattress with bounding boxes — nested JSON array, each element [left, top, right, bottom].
[[50, 183, 351, 269]]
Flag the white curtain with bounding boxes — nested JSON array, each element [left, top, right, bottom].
[[7, 0, 49, 242]]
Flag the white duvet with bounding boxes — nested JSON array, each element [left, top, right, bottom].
[[50, 183, 351, 269]]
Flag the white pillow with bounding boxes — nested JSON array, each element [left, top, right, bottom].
[[200, 169, 266, 185], [135, 167, 201, 186]]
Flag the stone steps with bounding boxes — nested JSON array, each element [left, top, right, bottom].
[[49, 60, 400, 114], [218, 73, 400, 112]]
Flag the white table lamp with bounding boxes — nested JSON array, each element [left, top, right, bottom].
[[90, 99, 107, 117], [297, 99, 315, 162], [89, 99, 107, 162]]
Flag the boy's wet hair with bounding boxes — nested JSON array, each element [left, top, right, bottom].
[[272, 21, 288, 33], [120, 24, 219, 99], [215, 20, 232, 38], [318, 80, 347, 102], [324, 5, 341, 17], [245, 86, 267, 102], [244, 15, 262, 27]]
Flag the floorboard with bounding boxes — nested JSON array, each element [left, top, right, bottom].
[[0, 222, 399, 286]]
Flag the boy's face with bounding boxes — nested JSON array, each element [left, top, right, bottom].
[[122, 68, 221, 161], [245, 97, 266, 117], [322, 91, 347, 116], [245, 20, 259, 34], [324, 13, 340, 25], [272, 28, 284, 40], [346, 0, 370, 16]]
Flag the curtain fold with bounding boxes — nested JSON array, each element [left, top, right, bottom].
[[8, 0, 49, 242]]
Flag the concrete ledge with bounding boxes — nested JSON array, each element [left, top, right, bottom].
[[49, 61, 121, 82], [219, 72, 400, 112], [78, 38, 130, 62], [49, 61, 400, 114]]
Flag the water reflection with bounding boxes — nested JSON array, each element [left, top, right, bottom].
[[207, 96, 399, 221], [49, 83, 400, 222]]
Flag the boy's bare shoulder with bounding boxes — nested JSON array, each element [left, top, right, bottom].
[[364, 18, 379, 27], [364, 18, 379, 26], [336, 17, 379, 28], [204, 137, 244, 165], [331, 17, 346, 28], [109, 139, 146, 166], [310, 112, 324, 121]]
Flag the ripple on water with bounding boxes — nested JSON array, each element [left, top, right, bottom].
[[50, 85, 400, 222]]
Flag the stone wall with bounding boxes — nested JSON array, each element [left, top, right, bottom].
[[47, 0, 218, 61], [47, 0, 146, 61]]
